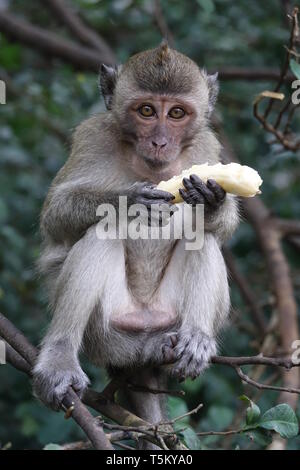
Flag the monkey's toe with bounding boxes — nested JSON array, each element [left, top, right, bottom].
[[161, 332, 179, 364], [33, 368, 90, 411], [170, 331, 217, 381], [141, 331, 179, 365]]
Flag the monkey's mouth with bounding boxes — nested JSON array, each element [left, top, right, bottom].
[[143, 156, 170, 170]]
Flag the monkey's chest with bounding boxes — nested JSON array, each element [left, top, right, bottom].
[[124, 239, 176, 303]]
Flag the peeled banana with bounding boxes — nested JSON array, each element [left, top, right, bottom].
[[157, 162, 262, 203]]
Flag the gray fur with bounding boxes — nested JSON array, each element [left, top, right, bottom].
[[33, 46, 239, 427]]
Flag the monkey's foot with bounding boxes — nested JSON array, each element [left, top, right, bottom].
[[111, 309, 177, 333], [33, 366, 90, 411], [170, 331, 217, 381], [140, 331, 179, 365]]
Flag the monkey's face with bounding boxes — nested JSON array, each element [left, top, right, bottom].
[[122, 95, 197, 170]]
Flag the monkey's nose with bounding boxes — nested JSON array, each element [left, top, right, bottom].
[[152, 140, 167, 149]]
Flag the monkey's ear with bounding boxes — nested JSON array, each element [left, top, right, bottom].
[[99, 64, 119, 110], [206, 72, 219, 116]]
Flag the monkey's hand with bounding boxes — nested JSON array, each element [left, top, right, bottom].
[[33, 356, 90, 411], [128, 182, 176, 226], [179, 175, 226, 213], [169, 330, 217, 381]]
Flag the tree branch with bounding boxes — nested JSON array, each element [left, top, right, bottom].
[[0, 11, 295, 82], [217, 66, 294, 82], [0, 10, 114, 72], [220, 132, 300, 413], [2, 310, 300, 449], [153, 0, 175, 47], [276, 218, 300, 236], [44, 0, 116, 60], [0, 313, 112, 450], [223, 247, 267, 335], [234, 365, 300, 394], [253, 7, 300, 151]]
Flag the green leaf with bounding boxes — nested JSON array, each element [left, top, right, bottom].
[[181, 427, 202, 450], [259, 404, 299, 439], [290, 59, 300, 80], [168, 397, 189, 425], [245, 429, 273, 447], [239, 395, 261, 425], [246, 403, 261, 426], [43, 443, 63, 450]]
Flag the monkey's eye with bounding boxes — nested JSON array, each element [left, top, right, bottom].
[[168, 107, 186, 119], [138, 105, 155, 118]]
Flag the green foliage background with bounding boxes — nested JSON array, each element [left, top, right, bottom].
[[0, 0, 299, 449]]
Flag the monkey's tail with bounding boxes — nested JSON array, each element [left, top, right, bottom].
[[121, 367, 167, 450]]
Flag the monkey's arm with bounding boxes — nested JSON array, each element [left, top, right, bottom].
[[204, 193, 239, 242], [41, 185, 112, 242], [41, 182, 174, 243]]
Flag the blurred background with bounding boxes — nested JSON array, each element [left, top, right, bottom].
[[0, 0, 299, 450]]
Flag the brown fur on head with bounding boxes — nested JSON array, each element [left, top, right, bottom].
[[122, 42, 202, 95], [99, 43, 219, 172]]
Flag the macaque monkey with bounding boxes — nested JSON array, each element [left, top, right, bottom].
[[33, 43, 239, 427]]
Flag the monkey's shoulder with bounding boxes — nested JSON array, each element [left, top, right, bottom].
[[72, 113, 117, 149], [49, 114, 120, 188]]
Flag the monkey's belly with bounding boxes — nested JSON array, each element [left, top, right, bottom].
[[125, 238, 177, 304]]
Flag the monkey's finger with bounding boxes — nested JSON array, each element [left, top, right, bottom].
[[142, 187, 175, 201], [207, 179, 226, 202], [182, 177, 194, 192], [189, 174, 217, 207], [179, 188, 204, 206], [182, 178, 207, 205], [179, 188, 192, 203], [72, 382, 84, 395]]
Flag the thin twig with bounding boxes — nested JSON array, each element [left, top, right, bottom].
[[197, 428, 245, 437], [253, 7, 300, 151], [234, 366, 300, 395], [153, 0, 175, 47], [161, 403, 204, 426], [264, 7, 299, 119]]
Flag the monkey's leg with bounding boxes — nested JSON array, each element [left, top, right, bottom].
[[154, 233, 230, 380], [34, 227, 176, 409], [33, 225, 138, 410]]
